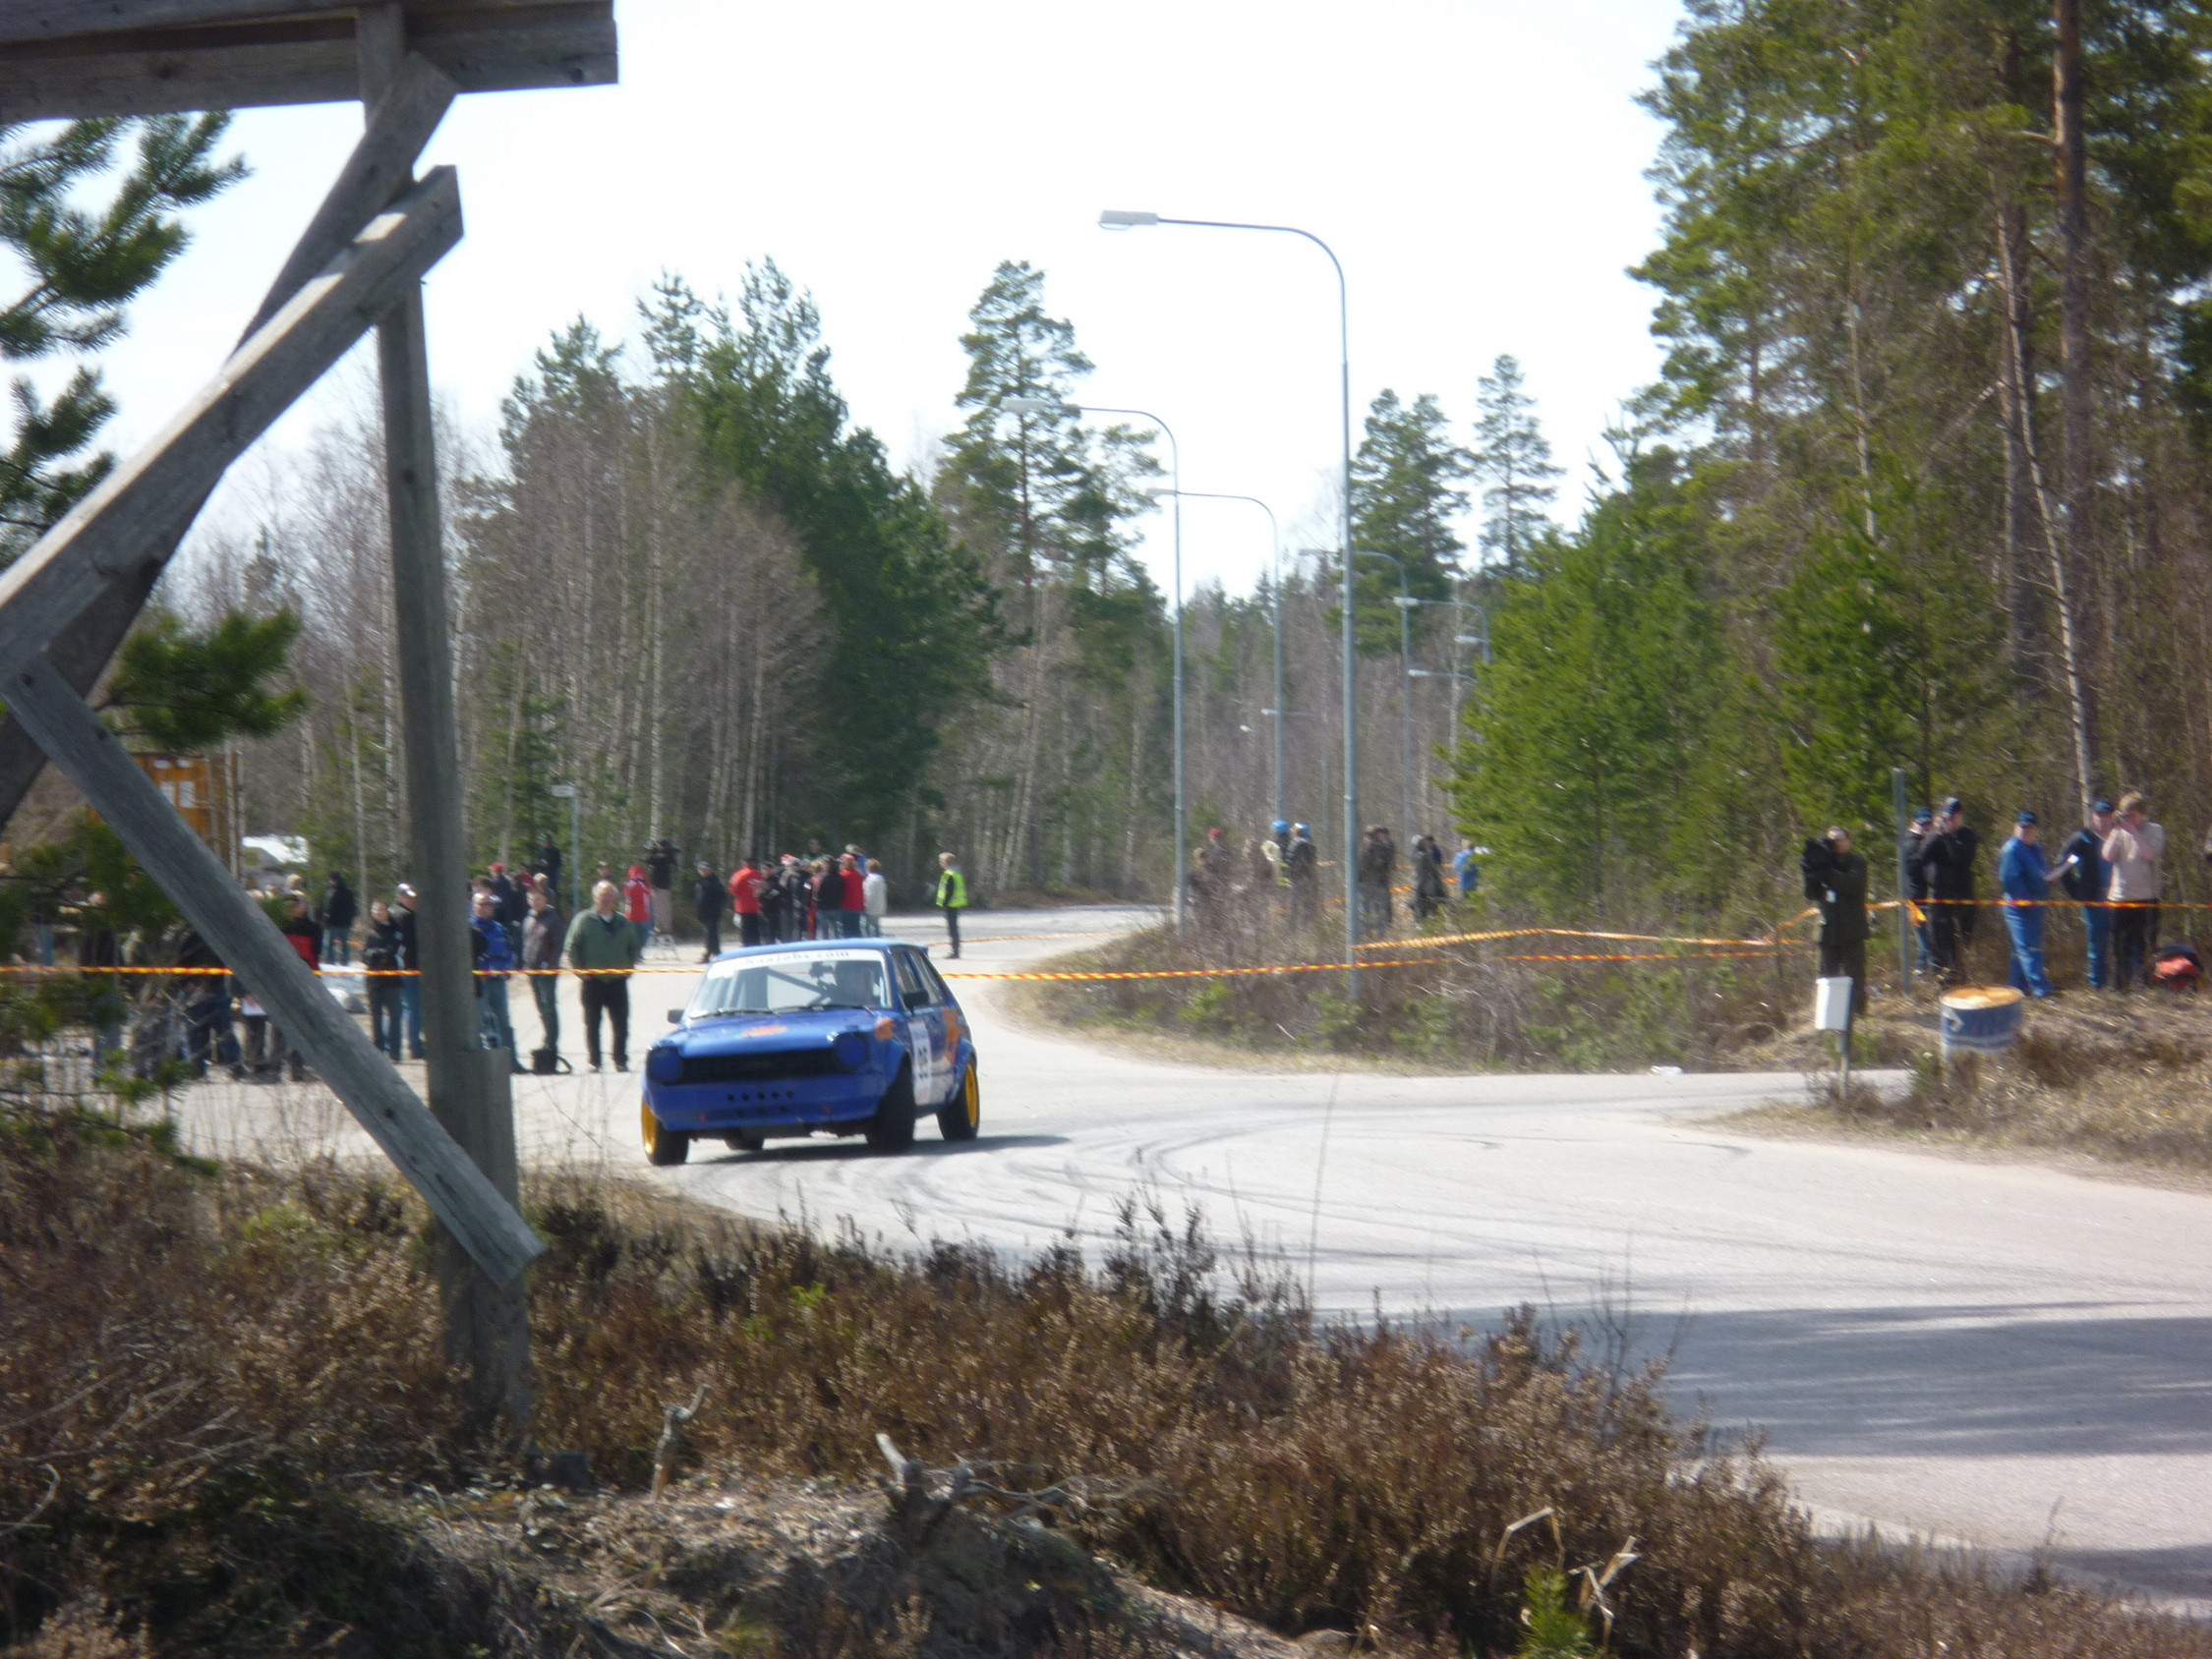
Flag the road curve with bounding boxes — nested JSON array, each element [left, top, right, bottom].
[[181, 905, 2212, 1608]]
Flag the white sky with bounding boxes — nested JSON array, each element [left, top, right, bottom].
[[84, 0, 1688, 601]]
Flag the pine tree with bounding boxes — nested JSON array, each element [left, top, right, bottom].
[[935, 260, 1164, 890], [1349, 389, 1469, 653], [0, 114, 245, 557], [1470, 355, 1561, 574]]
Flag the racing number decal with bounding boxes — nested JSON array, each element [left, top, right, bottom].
[[907, 1016, 938, 1101]]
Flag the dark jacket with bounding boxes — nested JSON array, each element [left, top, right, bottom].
[[692, 874, 726, 921], [2060, 827, 2112, 901], [491, 872, 527, 926], [645, 841, 678, 890], [1358, 835, 1396, 887], [320, 876, 358, 934], [1286, 834, 1318, 884], [521, 903, 566, 971], [1919, 827, 1979, 903], [391, 903, 420, 972], [1902, 828, 1929, 901], [534, 838, 562, 887], [1817, 849, 1870, 944], [363, 916, 403, 976]]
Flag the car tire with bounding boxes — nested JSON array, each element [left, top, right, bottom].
[[865, 1063, 917, 1151], [936, 1062, 980, 1142], [642, 1099, 691, 1167], [726, 1131, 765, 1152]]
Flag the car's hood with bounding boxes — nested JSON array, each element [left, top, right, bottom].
[[675, 1008, 882, 1053]]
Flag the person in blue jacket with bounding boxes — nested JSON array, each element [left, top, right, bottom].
[[1999, 812, 2067, 999]]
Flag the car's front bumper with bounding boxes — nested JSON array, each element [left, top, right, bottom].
[[645, 1067, 889, 1135]]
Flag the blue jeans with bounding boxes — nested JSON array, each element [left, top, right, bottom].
[[370, 981, 403, 1059], [2005, 905, 2054, 998], [322, 935, 352, 966], [400, 980, 424, 1058], [2083, 902, 2112, 990], [478, 977, 515, 1057]]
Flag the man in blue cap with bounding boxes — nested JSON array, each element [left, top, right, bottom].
[[1999, 812, 2066, 998], [2061, 799, 2116, 989]]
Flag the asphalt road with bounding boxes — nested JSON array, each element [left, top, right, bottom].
[[178, 904, 2212, 1609]]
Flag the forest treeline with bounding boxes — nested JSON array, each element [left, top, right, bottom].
[[145, 0, 2212, 931]]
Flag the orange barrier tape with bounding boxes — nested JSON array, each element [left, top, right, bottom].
[[942, 947, 1785, 983]]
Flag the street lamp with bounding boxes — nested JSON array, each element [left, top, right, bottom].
[[549, 781, 580, 906], [1163, 489, 1284, 827], [1003, 394, 1187, 935], [1100, 208, 1361, 990]]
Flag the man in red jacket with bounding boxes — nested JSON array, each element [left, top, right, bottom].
[[839, 853, 867, 940], [728, 857, 766, 947]]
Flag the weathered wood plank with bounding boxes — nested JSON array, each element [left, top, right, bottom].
[[0, 53, 457, 838], [0, 1, 577, 46], [0, 167, 461, 682], [0, 654, 543, 1284], [0, 3, 613, 118]]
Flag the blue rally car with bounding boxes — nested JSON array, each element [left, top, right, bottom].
[[640, 938, 979, 1164]]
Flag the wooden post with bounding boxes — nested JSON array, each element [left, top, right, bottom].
[[362, 3, 532, 1436]]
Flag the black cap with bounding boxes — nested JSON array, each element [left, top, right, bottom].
[[2093, 798, 2115, 814], [2016, 811, 2038, 827], [1943, 796, 1963, 814], [1914, 808, 1934, 825]]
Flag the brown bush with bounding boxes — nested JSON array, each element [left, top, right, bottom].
[[4, 1116, 2208, 1658]]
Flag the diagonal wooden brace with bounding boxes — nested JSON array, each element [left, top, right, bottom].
[[0, 53, 456, 830], [2, 653, 543, 1285], [0, 165, 461, 674], [0, 166, 542, 1286]]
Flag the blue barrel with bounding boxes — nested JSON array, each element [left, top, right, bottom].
[[1940, 986, 2024, 1058]]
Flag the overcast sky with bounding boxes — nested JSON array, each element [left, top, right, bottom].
[[85, 0, 1688, 601]]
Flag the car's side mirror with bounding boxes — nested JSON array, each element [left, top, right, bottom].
[[667, 1008, 682, 1024]]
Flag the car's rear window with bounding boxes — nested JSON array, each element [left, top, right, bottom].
[[689, 951, 892, 1017]]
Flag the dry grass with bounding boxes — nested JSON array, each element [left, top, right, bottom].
[[6, 1109, 2212, 1657], [1030, 919, 1813, 1073], [1756, 990, 2212, 1176]]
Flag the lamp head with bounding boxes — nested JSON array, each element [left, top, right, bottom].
[[1099, 209, 1160, 229], [1002, 395, 1066, 417], [1392, 595, 1420, 608]]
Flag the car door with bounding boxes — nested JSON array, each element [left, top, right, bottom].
[[891, 948, 945, 1103]]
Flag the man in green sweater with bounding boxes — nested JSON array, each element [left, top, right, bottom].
[[566, 879, 643, 1071]]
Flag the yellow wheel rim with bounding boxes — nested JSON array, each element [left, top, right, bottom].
[[963, 1065, 979, 1128], [640, 1098, 660, 1155]]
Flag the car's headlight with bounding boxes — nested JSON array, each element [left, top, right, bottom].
[[648, 1046, 683, 1083], [833, 1030, 869, 1072]]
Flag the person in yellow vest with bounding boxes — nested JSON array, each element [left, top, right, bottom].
[[934, 851, 968, 959]]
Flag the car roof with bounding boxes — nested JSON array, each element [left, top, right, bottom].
[[704, 939, 932, 963]]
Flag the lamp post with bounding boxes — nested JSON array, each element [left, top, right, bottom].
[[1003, 394, 1186, 935], [1165, 489, 1282, 826], [549, 782, 580, 908], [1101, 208, 1360, 991]]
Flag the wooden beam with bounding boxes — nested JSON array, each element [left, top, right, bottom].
[[0, 2, 613, 118], [0, 0, 574, 46], [0, 167, 461, 683], [0, 653, 543, 1284]]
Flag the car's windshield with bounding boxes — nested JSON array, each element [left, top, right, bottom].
[[688, 951, 892, 1018]]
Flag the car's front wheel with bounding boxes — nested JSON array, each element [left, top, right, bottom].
[[865, 1064, 916, 1151], [936, 1062, 979, 1142], [642, 1099, 691, 1166]]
